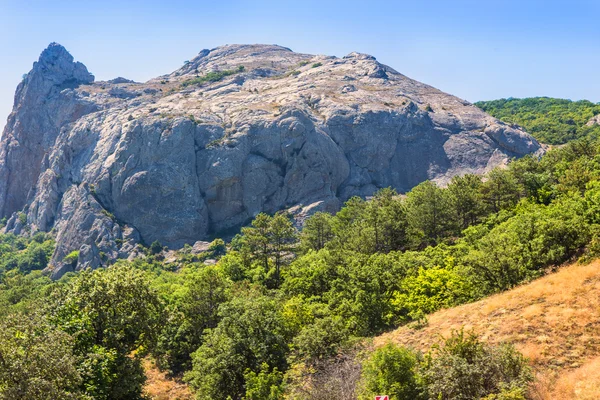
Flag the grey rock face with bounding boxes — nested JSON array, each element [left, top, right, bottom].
[[0, 43, 95, 219], [0, 43, 542, 276]]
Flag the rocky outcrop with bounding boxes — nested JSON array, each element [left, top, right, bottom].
[[0, 43, 542, 278], [587, 115, 600, 126]]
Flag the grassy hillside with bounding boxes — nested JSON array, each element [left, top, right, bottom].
[[476, 97, 600, 144], [375, 260, 600, 399]]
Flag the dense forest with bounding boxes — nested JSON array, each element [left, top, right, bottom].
[[476, 97, 600, 144], [3, 134, 600, 399]]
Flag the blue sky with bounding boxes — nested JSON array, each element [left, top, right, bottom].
[[1, 0, 599, 132]]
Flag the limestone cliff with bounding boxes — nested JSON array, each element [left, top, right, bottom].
[[0, 43, 541, 277]]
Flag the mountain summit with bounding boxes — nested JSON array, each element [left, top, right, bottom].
[[0, 43, 541, 277]]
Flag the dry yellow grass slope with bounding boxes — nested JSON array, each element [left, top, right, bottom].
[[143, 358, 193, 400], [374, 260, 600, 400]]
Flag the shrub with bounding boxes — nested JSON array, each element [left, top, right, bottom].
[[18, 212, 27, 225], [207, 238, 226, 258], [359, 344, 424, 400], [63, 251, 79, 266], [312, 62, 323, 68], [423, 330, 532, 400], [150, 240, 164, 255], [244, 363, 285, 400], [181, 65, 245, 88]]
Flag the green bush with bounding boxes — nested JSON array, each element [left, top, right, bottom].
[[150, 240, 164, 255], [181, 65, 245, 87], [359, 344, 424, 400], [423, 330, 532, 400], [63, 250, 79, 265], [243, 363, 285, 400]]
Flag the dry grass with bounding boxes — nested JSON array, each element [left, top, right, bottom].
[[143, 358, 193, 400], [374, 260, 600, 400]]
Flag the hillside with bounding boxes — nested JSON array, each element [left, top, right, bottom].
[[0, 43, 541, 278], [476, 97, 600, 144], [375, 260, 600, 399], [1, 137, 600, 399]]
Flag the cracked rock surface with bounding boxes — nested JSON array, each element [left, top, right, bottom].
[[0, 43, 542, 277]]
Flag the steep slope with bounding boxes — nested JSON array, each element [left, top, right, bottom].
[[374, 260, 600, 399], [0, 43, 541, 277]]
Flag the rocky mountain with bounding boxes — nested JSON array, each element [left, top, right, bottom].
[[0, 43, 542, 278]]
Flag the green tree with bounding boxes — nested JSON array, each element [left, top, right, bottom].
[[476, 97, 600, 145], [243, 363, 284, 400], [405, 181, 456, 246], [365, 188, 409, 253], [479, 168, 522, 213], [447, 174, 486, 230], [52, 264, 163, 399], [185, 288, 289, 400], [393, 266, 474, 320], [240, 212, 297, 288], [300, 212, 334, 252], [269, 212, 297, 287], [0, 313, 83, 400], [154, 265, 230, 375]]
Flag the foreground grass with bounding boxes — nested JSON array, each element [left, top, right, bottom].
[[374, 260, 600, 399]]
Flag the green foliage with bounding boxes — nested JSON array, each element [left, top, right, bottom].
[[18, 212, 27, 225], [185, 288, 290, 400], [480, 168, 522, 213], [154, 265, 230, 375], [311, 62, 323, 68], [393, 265, 474, 319], [359, 332, 530, 400], [0, 233, 55, 276], [63, 250, 79, 265], [359, 344, 424, 400], [405, 181, 456, 246], [423, 330, 532, 400], [77, 345, 146, 400], [300, 211, 334, 252], [51, 264, 163, 399], [243, 363, 285, 400], [150, 240, 164, 255], [447, 174, 486, 229], [0, 270, 52, 317], [181, 65, 245, 87], [0, 312, 83, 400], [291, 314, 350, 365], [238, 212, 297, 288], [207, 238, 226, 258], [466, 198, 589, 292], [476, 97, 600, 144]]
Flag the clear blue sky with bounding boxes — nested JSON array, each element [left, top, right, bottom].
[[1, 0, 599, 132]]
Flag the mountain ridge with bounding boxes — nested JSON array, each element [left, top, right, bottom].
[[0, 43, 542, 277]]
